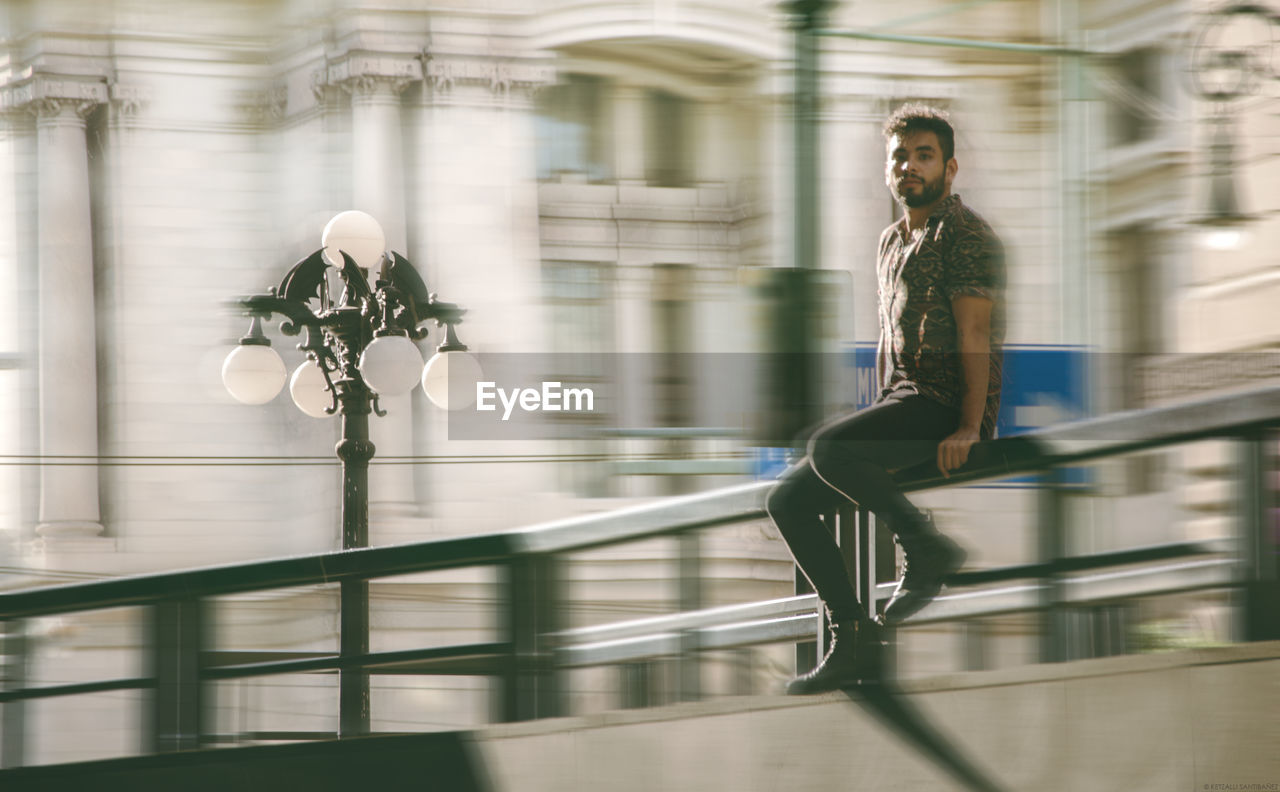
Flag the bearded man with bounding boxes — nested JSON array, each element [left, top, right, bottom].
[[766, 104, 1006, 693]]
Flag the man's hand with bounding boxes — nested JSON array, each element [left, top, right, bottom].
[[937, 426, 981, 477]]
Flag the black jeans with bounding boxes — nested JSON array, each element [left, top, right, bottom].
[[764, 394, 959, 622]]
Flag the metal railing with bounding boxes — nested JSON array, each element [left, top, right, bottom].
[[0, 385, 1276, 768]]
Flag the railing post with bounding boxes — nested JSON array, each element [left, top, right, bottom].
[[148, 598, 206, 753], [1237, 430, 1279, 642], [839, 506, 862, 608], [1, 618, 26, 768], [845, 506, 881, 618], [500, 553, 561, 722], [794, 509, 839, 675], [1037, 468, 1068, 663], [794, 563, 817, 673], [1090, 603, 1128, 658], [962, 620, 987, 671], [872, 509, 899, 669], [676, 531, 701, 702], [619, 662, 650, 709], [339, 578, 370, 737], [875, 509, 896, 612], [539, 554, 564, 717], [499, 558, 525, 722]]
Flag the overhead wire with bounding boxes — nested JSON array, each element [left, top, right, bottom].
[[0, 449, 752, 467]]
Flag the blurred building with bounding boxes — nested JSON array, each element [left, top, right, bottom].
[[0, 0, 1275, 764]]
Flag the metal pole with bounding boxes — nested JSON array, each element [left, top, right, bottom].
[[845, 506, 869, 613], [149, 598, 205, 753], [794, 566, 817, 674], [500, 559, 528, 721], [780, 0, 834, 444], [1037, 469, 1068, 662], [790, 0, 828, 275], [1237, 431, 1279, 642], [500, 554, 561, 721], [677, 532, 702, 702], [337, 408, 373, 737], [535, 554, 563, 718], [817, 26, 1091, 57], [1, 619, 25, 768]]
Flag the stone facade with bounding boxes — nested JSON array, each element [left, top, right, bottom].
[[0, 0, 1274, 766]]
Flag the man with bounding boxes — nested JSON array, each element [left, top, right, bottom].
[[766, 104, 1005, 694]]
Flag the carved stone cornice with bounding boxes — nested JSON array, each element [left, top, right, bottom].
[[424, 56, 555, 100], [30, 97, 99, 121], [235, 84, 288, 126], [310, 68, 338, 105], [109, 82, 152, 118], [312, 53, 422, 101], [341, 73, 416, 98], [0, 75, 108, 120]]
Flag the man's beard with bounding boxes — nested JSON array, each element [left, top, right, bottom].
[[895, 175, 945, 208]]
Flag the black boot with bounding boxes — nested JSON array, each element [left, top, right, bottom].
[[786, 618, 886, 695], [882, 515, 966, 625]]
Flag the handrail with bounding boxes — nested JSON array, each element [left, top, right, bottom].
[[549, 542, 1241, 668], [0, 383, 1275, 762], [555, 557, 1239, 669], [5, 385, 1275, 620], [0, 532, 520, 619]]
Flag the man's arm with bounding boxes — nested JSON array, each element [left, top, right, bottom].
[[937, 294, 993, 476], [876, 333, 886, 395]]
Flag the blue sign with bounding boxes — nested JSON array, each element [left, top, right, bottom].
[[753, 344, 1090, 481], [996, 345, 1090, 437]]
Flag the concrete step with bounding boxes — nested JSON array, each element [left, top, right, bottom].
[[471, 641, 1280, 792]]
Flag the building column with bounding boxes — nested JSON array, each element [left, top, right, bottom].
[[420, 55, 553, 354], [328, 56, 421, 522], [415, 54, 557, 530], [613, 85, 647, 185], [694, 100, 730, 185], [0, 109, 19, 547], [27, 80, 108, 539]]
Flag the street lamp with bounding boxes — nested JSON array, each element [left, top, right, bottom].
[[1185, 2, 1280, 249], [220, 210, 475, 736]]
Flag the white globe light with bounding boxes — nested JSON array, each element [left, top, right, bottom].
[[322, 210, 386, 270], [222, 345, 286, 405], [422, 350, 483, 411], [1199, 227, 1247, 251], [290, 360, 332, 418], [359, 335, 425, 394]]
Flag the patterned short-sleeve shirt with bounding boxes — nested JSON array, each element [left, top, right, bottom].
[[876, 193, 1006, 439]]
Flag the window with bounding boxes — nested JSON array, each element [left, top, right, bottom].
[[652, 264, 694, 427], [535, 74, 613, 182], [1108, 47, 1164, 146], [543, 260, 613, 355], [1114, 225, 1167, 493], [542, 261, 614, 496], [1116, 225, 1164, 360], [647, 90, 693, 187]]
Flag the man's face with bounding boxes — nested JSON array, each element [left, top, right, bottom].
[[885, 130, 954, 209]]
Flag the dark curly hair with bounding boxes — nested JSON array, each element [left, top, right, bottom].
[[882, 104, 955, 163]]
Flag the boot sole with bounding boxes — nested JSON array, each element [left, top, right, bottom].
[[881, 541, 967, 624], [785, 637, 888, 695]]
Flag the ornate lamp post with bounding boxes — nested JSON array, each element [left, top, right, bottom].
[[1185, 2, 1280, 249], [221, 211, 474, 736]]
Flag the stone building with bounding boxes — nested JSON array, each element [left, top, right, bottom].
[[0, 0, 1274, 766]]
